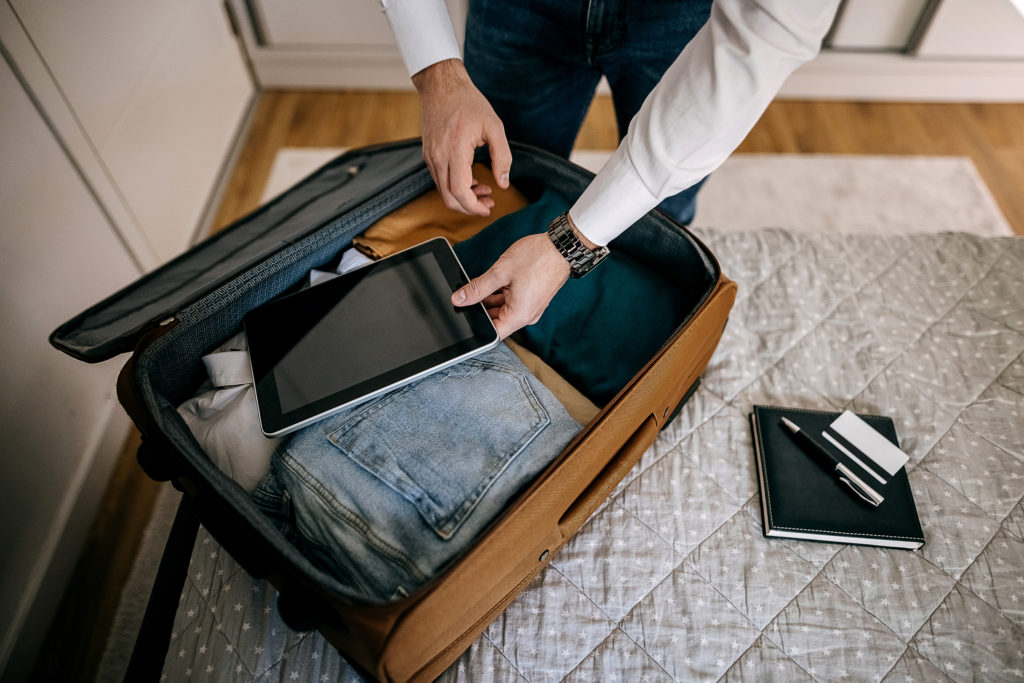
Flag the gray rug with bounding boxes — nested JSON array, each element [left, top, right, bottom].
[[94, 151, 1013, 682]]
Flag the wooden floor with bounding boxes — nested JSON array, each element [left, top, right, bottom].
[[212, 92, 1024, 235], [36, 92, 1024, 682]]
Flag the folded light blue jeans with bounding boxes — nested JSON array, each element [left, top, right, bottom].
[[252, 343, 581, 603]]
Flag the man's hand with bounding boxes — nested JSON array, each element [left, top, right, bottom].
[[452, 234, 570, 339], [413, 59, 512, 216]]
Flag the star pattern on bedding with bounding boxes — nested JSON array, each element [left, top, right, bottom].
[[162, 229, 1024, 682]]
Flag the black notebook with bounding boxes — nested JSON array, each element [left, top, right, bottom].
[[750, 405, 925, 550]]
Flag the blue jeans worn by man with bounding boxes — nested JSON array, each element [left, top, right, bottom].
[[463, 0, 713, 224]]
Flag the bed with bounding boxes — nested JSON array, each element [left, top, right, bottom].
[[151, 227, 1024, 681]]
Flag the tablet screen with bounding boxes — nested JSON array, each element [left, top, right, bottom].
[[244, 239, 499, 436]]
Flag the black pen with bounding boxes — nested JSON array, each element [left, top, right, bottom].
[[780, 417, 884, 507]]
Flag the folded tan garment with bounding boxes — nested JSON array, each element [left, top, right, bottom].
[[504, 339, 601, 427], [352, 164, 530, 259]]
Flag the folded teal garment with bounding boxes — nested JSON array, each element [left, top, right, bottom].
[[454, 188, 686, 405]]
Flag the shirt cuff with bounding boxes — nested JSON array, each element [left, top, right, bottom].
[[382, 0, 462, 77], [569, 148, 661, 247]]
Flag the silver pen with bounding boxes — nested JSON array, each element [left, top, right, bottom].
[[780, 417, 884, 507]]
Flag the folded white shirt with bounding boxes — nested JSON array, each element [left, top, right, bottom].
[[177, 345, 275, 493], [308, 248, 373, 286]]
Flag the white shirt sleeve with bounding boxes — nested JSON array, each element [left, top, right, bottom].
[[570, 0, 840, 246], [380, 0, 461, 77]]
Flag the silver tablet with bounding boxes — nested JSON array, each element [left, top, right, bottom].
[[244, 238, 500, 437]]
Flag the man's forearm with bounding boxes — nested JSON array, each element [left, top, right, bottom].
[[570, 0, 840, 246], [411, 58, 472, 95]]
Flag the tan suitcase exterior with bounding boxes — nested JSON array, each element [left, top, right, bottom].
[[52, 140, 736, 681]]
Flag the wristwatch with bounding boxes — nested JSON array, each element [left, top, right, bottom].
[[546, 212, 609, 279]]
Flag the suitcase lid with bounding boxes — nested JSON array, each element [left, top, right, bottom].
[[50, 140, 427, 362]]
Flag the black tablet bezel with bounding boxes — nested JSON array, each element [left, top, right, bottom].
[[243, 238, 499, 437]]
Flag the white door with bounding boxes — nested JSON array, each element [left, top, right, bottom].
[[0, 51, 142, 679], [0, 2, 253, 677], [8, 0, 255, 264]]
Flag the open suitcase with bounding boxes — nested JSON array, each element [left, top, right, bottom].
[[51, 140, 736, 681]]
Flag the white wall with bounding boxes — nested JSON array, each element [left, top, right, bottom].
[[11, 0, 255, 264], [0, 0, 254, 677], [0, 53, 140, 679]]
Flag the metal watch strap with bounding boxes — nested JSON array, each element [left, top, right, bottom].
[[546, 212, 610, 279]]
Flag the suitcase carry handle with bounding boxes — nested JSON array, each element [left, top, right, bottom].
[[557, 414, 659, 537]]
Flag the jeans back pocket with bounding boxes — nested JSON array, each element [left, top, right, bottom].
[[327, 354, 551, 540]]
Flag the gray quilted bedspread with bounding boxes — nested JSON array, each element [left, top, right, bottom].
[[161, 228, 1024, 682]]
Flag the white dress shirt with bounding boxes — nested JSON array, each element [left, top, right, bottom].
[[381, 0, 839, 246]]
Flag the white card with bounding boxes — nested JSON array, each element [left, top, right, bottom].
[[830, 410, 909, 476]]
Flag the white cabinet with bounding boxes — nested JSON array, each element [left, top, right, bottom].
[[231, 0, 467, 88], [826, 0, 931, 51], [8, 0, 255, 265], [784, 0, 1024, 100], [825, 0, 1024, 58], [0, 52, 140, 680], [235, 0, 1024, 101], [0, 2, 253, 677], [253, 0, 398, 47], [914, 0, 1024, 59]]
